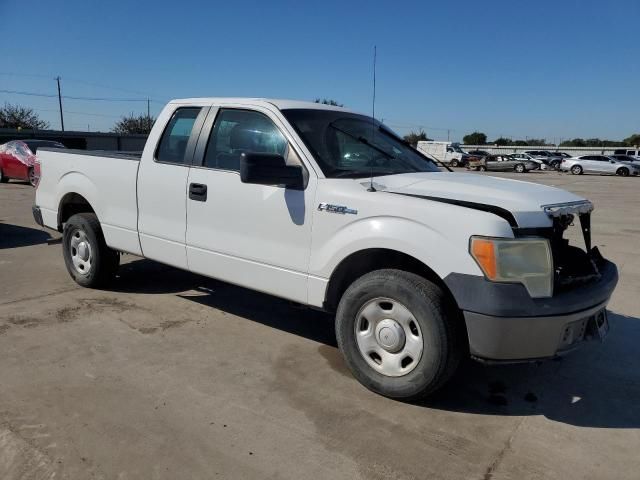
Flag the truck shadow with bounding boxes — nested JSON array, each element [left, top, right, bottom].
[[0, 223, 51, 249], [111, 258, 639, 429]]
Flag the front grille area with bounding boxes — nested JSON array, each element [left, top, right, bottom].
[[547, 213, 602, 293]]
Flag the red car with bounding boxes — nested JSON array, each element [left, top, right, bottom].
[[0, 139, 66, 186]]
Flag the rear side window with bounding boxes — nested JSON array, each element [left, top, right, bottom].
[[156, 107, 202, 164], [203, 109, 287, 172], [628, 150, 637, 156]]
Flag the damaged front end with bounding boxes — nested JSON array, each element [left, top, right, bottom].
[[542, 201, 605, 292]]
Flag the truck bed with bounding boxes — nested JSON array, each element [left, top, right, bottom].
[[36, 147, 143, 256]]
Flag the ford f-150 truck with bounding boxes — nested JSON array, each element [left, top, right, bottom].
[[33, 98, 618, 400]]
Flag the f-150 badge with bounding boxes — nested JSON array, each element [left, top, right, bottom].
[[318, 203, 358, 215]]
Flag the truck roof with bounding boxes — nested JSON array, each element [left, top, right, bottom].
[[169, 97, 355, 113]]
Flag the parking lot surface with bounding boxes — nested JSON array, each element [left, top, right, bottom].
[[1, 171, 639, 480]]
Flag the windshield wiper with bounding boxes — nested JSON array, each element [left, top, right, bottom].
[[330, 169, 379, 178]]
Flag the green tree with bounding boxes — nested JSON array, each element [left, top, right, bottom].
[[0, 103, 50, 130], [493, 137, 511, 146], [314, 98, 344, 107], [463, 131, 487, 145], [112, 113, 155, 134], [403, 129, 431, 146], [560, 138, 587, 147], [624, 134, 640, 146], [513, 140, 529, 146]]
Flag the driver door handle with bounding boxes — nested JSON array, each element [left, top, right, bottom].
[[189, 183, 207, 202]]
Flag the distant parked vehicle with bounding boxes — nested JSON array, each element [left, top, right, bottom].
[[524, 150, 563, 169], [0, 140, 66, 186], [560, 155, 640, 176], [611, 154, 640, 165], [416, 141, 466, 167], [470, 154, 538, 173], [614, 149, 640, 159], [466, 149, 491, 157], [554, 152, 572, 159], [511, 152, 547, 170]]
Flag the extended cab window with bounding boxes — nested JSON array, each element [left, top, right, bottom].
[[203, 109, 288, 172], [156, 107, 202, 164]]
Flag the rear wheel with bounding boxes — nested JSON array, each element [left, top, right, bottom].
[[62, 213, 119, 288], [551, 160, 560, 170], [335, 269, 463, 400], [28, 167, 37, 187], [617, 167, 629, 177], [478, 165, 487, 172], [571, 165, 583, 175], [514, 163, 525, 173]]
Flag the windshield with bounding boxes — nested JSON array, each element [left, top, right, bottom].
[[450, 144, 465, 153], [281, 109, 440, 178]]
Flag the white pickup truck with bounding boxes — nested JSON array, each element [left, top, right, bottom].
[[33, 98, 618, 399]]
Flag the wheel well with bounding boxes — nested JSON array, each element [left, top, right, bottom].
[[57, 193, 95, 231], [324, 248, 457, 312]]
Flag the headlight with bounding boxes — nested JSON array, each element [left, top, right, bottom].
[[470, 236, 553, 298]]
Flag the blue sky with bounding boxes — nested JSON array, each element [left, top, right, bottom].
[[1, 0, 637, 142]]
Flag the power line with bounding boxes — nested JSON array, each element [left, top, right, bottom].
[[0, 88, 163, 103], [0, 71, 164, 100]]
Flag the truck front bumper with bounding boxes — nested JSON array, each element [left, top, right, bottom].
[[445, 259, 618, 362], [464, 302, 609, 361]]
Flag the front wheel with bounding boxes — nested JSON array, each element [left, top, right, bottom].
[[478, 165, 487, 172], [450, 159, 459, 167], [0, 168, 8, 183], [62, 213, 119, 288], [571, 165, 583, 175], [514, 163, 525, 173], [335, 269, 463, 400], [617, 167, 629, 177]]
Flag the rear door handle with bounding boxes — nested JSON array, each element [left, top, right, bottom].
[[189, 183, 207, 202]]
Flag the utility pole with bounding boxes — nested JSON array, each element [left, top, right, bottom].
[[447, 129, 450, 142], [56, 76, 65, 132], [147, 98, 151, 133]]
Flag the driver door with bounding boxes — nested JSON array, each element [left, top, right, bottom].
[[185, 106, 316, 303]]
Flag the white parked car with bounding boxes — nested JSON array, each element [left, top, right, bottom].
[[560, 155, 640, 176], [33, 98, 618, 400]]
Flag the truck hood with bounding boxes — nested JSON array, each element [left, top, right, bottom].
[[368, 172, 591, 228]]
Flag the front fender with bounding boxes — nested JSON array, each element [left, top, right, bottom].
[[309, 215, 484, 281]]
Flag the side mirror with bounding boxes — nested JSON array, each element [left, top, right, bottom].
[[240, 152, 305, 190]]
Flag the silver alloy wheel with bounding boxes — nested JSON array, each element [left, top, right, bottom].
[[515, 164, 525, 173], [354, 297, 424, 377], [571, 165, 582, 175], [69, 228, 93, 275], [28, 168, 36, 186]]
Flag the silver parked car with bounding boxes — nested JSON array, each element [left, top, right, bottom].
[[523, 150, 564, 169], [560, 155, 640, 176]]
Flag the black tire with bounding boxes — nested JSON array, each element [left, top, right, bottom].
[[335, 269, 464, 400], [478, 165, 487, 172], [571, 165, 583, 175], [28, 167, 37, 187], [62, 213, 119, 288], [617, 167, 629, 177], [514, 163, 525, 173], [450, 159, 459, 167], [0, 168, 8, 183], [551, 160, 560, 170]]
